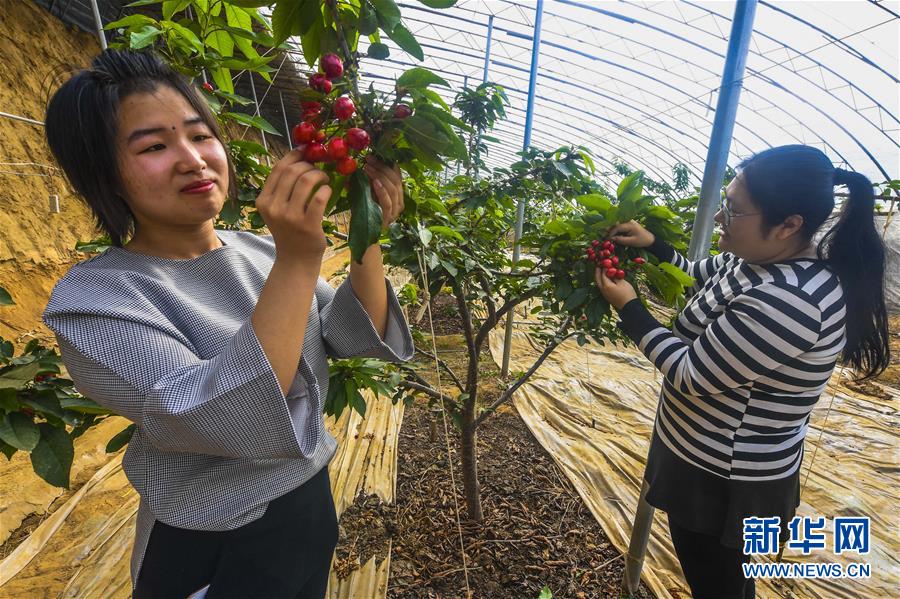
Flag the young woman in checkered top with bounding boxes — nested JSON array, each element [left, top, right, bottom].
[[43, 50, 414, 598]]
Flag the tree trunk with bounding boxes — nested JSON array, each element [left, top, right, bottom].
[[460, 421, 483, 521]]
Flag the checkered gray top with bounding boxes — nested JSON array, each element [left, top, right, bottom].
[[42, 230, 414, 587]]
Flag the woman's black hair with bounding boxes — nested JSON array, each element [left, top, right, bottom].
[[737, 145, 889, 379], [45, 49, 237, 247]]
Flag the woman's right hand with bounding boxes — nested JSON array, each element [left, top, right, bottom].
[[607, 220, 655, 248], [255, 148, 331, 264]]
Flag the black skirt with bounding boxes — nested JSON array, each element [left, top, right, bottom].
[[644, 429, 801, 550]]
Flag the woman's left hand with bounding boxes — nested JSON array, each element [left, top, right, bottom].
[[595, 266, 638, 310], [364, 158, 404, 229]]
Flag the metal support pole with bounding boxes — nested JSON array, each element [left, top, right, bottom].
[[248, 75, 271, 166], [621, 2, 757, 596], [687, 0, 757, 261], [279, 91, 292, 150], [474, 14, 495, 183], [501, 0, 543, 378], [482, 15, 494, 85], [89, 0, 107, 50]]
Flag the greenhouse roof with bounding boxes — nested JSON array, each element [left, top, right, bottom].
[[38, 0, 900, 189]]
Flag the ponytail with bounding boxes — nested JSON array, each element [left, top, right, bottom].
[[818, 168, 890, 379]]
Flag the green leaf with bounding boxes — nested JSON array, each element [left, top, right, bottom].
[[0, 440, 16, 460], [348, 171, 383, 264], [222, 112, 282, 135], [225, 5, 259, 60], [0, 412, 40, 451], [0, 388, 16, 411], [418, 0, 457, 6], [576, 193, 611, 213], [272, 0, 306, 45], [397, 67, 449, 90], [416, 104, 473, 133], [370, 0, 401, 29], [205, 17, 235, 58], [349, 387, 367, 418], [367, 42, 390, 59], [538, 586, 553, 599], [563, 287, 590, 311], [104, 14, 156, 31], [222, 0, 272, 7], [165, 21, 204, 52], [161, 0, 191, 20], [617, 171, 643, 206], [130, 25, 163, 49], [359, 1, 378, 35], [428, 225, 464, 242], [659, 262, 695, 288], [30, 424, 74, 489], [0, 286, 13, 305], [126, 0, 165, 8], [300, 15, 325, 67], [387, 23, 423, 61], [59, 397, 109, 414], [106, 424, 136, 453], [210, 66, 234, 95], [0, 362, 42, 389]]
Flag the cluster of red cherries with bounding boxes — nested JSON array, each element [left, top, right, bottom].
[[290, 53, 412, 176], [585, 239, 645, 280]]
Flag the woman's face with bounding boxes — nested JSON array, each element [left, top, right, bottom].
[[714, 174, 806, 263], [115, 85, 229, 236]]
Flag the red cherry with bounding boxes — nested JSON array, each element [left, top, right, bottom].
[[336, 157, 358, 175], [303, 143, 328, 163], [345, 128, 370, 151], [600, 249, 611, 259], [334, 96, 356, 121], [292, 122, 317, 145], [633, 257, 646, 265], [600, 259, 613, 269], [591, 240, 600, 247], [605, 267, 618, 279], [602, 240, 612, 250], [393, 104, 413, 119], [616, 269, 626, 279], [328, 138, 349, 160], [301, 101, 322, 121], [309, 73, 332, 94], [202, 82, 214, 93], [320, 53, 344, 80], [611, 256, 619, 266]]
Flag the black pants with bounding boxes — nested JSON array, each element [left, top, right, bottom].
[[134, 468, 338, 599], [668, 515, 755, 599]]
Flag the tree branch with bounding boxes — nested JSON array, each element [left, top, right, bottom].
[[473, 287, 542, 354], [415, 347, 465, 392], [475, 272, 497, 327], [453, 281, 479, 396], [474, 316, 574, 427], [399, 380, 446, 402]]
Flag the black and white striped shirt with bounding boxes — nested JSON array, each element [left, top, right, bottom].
[[619, 244, 846, 481]]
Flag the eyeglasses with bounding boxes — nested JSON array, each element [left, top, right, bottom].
[[720, 199, 760, 229]]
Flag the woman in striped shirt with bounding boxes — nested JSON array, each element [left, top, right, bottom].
[[597, 145, 890, 598]]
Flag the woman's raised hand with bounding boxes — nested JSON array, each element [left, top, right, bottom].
[[255, 148, 331, 264], [606, 220, 655, 248]]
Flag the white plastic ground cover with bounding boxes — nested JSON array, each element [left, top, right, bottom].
[[489, 329, 899, 599]]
